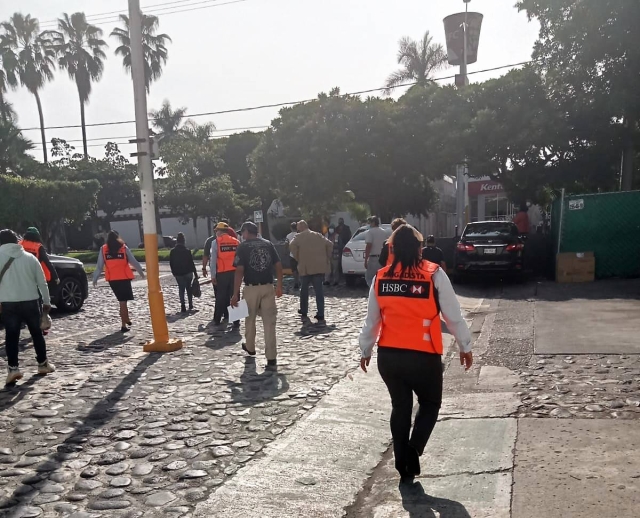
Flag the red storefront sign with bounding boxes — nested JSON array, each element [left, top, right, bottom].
[[468, 181, 505, 197]]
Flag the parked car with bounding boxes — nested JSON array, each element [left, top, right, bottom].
[[453, 221, 525, 282], [341, 224, 392, 287], [49, 255, 89, 312]]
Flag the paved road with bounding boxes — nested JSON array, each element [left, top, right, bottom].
[[0, 278, 367, 517]]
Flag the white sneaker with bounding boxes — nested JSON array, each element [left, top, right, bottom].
[[38, 361, 56, 375], [6, 367, 23, 385]]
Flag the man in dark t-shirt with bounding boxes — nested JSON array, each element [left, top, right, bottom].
[[231, 222, 283, 368], [422, 235, 447, 271]]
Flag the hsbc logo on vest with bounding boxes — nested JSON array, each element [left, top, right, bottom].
[[378, 280, 430, 299]]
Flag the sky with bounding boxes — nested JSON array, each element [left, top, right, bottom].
[[1, 0, 540, 161]]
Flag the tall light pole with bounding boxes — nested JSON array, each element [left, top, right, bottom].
[[444, 0, 483, 235], [128, 0, 182, 352]]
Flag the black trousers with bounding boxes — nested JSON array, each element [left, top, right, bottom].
[[2, 300, 48, 368], [377, 347, 443, 475], [214, 271, 237, 324]]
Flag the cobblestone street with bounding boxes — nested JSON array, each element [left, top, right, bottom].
[[0, 277, 367, 518]]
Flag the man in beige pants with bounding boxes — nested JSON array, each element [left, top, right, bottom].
[[231, 222, 283, 368]]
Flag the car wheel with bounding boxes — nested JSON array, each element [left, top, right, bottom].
[[345, 274, 357, 288], [57, 277, 85, 312]]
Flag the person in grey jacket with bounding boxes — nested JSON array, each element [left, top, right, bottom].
[[0, 229, 55, 385]]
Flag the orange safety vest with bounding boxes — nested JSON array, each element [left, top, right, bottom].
[[385, 241, 395, 267], [102, 244, 134, 282], [374, 259, 443, 355], [216, 234, 239, 274], [20, 240, 51, 282]]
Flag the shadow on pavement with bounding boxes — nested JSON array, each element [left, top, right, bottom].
[[399, 481, 471, 518], [78, 331, 134, 351], [0, 375, 42, 412], [226, 357, 289, 404], [0, 353, 160, 509]]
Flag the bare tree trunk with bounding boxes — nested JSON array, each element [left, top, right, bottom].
[[34, 91, 48, 163], [80, 98, 88, 158]]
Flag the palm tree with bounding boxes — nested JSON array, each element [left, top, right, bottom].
[[1, 14, 56, 162], [384, 31, 448, 94], [182, 120, 216, 144], [149, 99, 187, 141], [0, 118, 34, 174], [0, 34, 18, 122], [50, 12, 108, 158], [110, 14, 171, 92]]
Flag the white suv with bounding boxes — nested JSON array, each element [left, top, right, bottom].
[[341, 224, 392, 287]]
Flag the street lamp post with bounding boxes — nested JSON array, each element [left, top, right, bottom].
[[128, 0, 182, 352], [444, 0, 482, 235]]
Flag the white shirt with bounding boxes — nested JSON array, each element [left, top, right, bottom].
[[358, 268, 472, 358], [285, 231, 297, 258], [364, 226, 390, 256]]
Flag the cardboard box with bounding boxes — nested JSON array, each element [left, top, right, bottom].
[[556, 252, 595, 283]]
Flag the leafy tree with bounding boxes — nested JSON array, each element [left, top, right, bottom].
[[1, 14, 56, 163], [517, 0, 640, 188], [0, 119, 34, 174], [384, 31, 448, 94], [50, 12, 108, 158], [0, 174, 99, 246], [251, 90, 439, 222], [182, 120, 216, 144], [159, 136, 239, 233], [222, 131, 261, 193], [110, 14, 171, 92]]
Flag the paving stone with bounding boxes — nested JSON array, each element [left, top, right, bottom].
[[180, 470, 207, 480], [9, 506, 42, 517], [105, 463, 129, 476], [163, 461, 187, 471], [32, 493, 61, 505], [75, 479, 103, 491], [132, 463, 154, 477], [145, 491, 177, 507], [87, 499, 131, 510], [110, 477, 132, 488], [98, 488, 126, 499]]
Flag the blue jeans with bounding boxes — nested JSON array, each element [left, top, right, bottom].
[[300, 274, 325, 320], [175, 273, 194, 308]]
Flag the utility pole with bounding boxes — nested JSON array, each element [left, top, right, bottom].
[[128, 0, 182, 353]]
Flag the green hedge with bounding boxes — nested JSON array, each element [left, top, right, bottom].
[[66, 248, 205, 264]]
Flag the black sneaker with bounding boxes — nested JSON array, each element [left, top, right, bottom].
[[181, 305, 187, 313], [293, 283, 299, 290], [233, 321, 241, 329], [241, 343, 256, 356], [266, 359, 277, 368], [121, 326, 130, 333]]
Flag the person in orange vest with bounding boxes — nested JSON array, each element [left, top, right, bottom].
[[209, 222, 240, 329], [359, 224, 473, 483], [20, 227, 59, 286], [92, 230, 145, 333]]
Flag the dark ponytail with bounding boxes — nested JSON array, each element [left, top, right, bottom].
[[385, 225, 422, 278]]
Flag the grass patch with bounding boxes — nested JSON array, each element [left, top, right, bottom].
[[84, 266, 96, 275], [66, 247, 205, 264]]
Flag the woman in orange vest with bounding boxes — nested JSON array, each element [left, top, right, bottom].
[[92, 230, 145, 333], [359, 224, 473, 483], [20, 227, 59, 286]]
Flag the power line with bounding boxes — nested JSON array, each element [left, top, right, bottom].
[[38, 0, 248, 29], [20, 60, 532, 133]]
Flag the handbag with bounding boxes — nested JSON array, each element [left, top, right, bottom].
[[40, 312, 52, 331], [191, 276, 202, 298]]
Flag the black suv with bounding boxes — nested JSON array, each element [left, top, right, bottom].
[[49, 255, 89, 312], [453, 221, 525, 281]]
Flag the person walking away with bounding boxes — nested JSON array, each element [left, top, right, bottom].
[[513, 203, 530, 235], [20, 227, 60, 335], [0, 229, 55, 385], [359, 224, 473, 483], [93, 230, 145, 333], [326, 224, 342, 286], [336, 218, 352, 251], [364, 216, 390, 287], [285, 222, 299, 290], [169, 232, 198, 313], [378, 218, 407, 267], [422, 235, 447, 271], [290, 220, 333, 326], [210, 222, 240, 329], [231, 222, 283, 368]]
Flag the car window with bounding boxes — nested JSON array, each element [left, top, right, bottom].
[[463, 223, 516, 238], [351, 229, 368, 241]]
